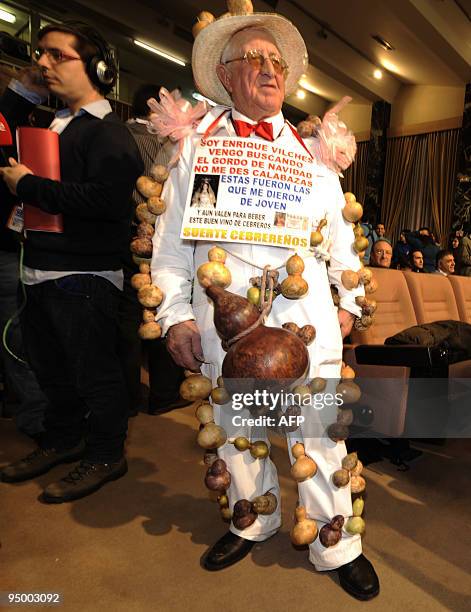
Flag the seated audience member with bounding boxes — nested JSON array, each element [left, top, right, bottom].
[[409, 249, 425, 273], [435, 250, 455, 276], [374, 222, 387, 240], [459, 224, 471, 277], [392, 230, 410, 268], [448, 233, 461, 274], [405, 228, 439, 273], [369, 239, 393, 268]]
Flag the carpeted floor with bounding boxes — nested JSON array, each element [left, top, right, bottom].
[[1, 408, 470, 612]]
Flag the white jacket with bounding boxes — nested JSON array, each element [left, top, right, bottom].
[[151, 106, 363, 377]]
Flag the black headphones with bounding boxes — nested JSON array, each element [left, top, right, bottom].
[[58, 21, 117, 93]]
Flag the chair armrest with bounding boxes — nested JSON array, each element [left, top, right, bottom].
[[354, 344, 451, 368]]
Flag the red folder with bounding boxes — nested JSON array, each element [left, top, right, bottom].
[[0, 111, 12, 146], [17, 127, 63, 233]]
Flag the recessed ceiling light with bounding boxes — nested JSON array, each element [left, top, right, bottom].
[[371, 35, 395, 51], [373, 69, 383, 80], [0, 8, 16, 23], [298, 78, 322, 97], [296, 88, 306, 100], [134, 40, 186, 66]]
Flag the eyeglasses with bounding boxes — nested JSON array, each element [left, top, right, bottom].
[[224, 49, 288, 76], [34, 47, 82, 64]]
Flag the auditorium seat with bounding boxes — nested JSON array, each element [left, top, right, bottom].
[[344, 268, 414, 437], [448, 275, 471, 323], [403, 271, 471, 379], [403, 271, 459, 323], [344, 268, 471, 439]]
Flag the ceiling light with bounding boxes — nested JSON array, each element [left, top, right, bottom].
[[296, 88, 306, 100], [373, 69, 383, 80], [298, 78, 322, 97], [0, 8, 16, 23], [192, 92, 217, 106], [134, 40, 186, 66], [371, 35, 395, 51]]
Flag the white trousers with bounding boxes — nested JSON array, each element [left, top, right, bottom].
[[195, 247, 362, 571]]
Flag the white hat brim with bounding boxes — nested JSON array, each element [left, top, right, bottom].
[[192, 13, 308, 106]]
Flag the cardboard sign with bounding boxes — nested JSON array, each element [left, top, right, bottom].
[[180, 136, 314, 249]]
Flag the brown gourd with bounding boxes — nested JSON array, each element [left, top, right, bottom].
[[197, 423, 227, 449], [150, 164, 169, 183], [130, 238, 153, 258], [131, 273, 151, 290], [138, 321, 162, 340], [232, 499, 258, 530], [205, 286, 309, 381], [180, 374, 212, 401], [281, 254, 308, 299], [136, 175, 162, 198], [252, 492, 277, 515], [211, 386, 230, 404], [310, 218, 327, 247], [205, 458, 231, 491], [197, 261, 232, 289], [319, 515, 344, 547], [290, 442, 317, 482], [137, 284, 163, 308], [290, 506, 318, 545], [147, 196, 166, 216]]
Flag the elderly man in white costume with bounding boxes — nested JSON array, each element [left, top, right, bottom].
[[151, 8, 379, 602]]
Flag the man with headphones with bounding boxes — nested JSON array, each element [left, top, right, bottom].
[[0, 22, 143, 502]]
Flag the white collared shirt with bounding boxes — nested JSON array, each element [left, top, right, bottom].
[[231, 108, 286, 140]]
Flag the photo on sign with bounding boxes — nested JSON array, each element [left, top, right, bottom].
[[273, 212, 286, 228], [190, 174, 220, 210], [286, 214, 309, 231]]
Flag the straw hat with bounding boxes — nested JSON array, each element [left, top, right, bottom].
[[192, 12, 308, 106]]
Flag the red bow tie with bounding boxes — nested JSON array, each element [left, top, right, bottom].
[[232, 119, 274, 141]]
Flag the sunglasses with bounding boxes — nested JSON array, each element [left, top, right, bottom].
[[224, 49, 288, 76], [34, 47, 82, 64]]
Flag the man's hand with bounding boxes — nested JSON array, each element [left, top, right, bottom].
[[0, 158, 32, 195], [167, 320, 204, 371], [338, 308, 355, 339]]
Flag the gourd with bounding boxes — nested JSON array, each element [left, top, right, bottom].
[[290, 442, 317, 482], [205, 459, 231, 491], [281, 255, 308, 299], [290, 506, 318, 545]]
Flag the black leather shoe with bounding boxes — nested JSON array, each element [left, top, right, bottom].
[[1, 441, 85, 483], [337, 554, 380, 600], [202, 531, 255, 571], [40, 458, 128, 503]]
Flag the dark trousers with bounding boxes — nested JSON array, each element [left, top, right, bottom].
[[118, 265, 143, 413], [119, 263, 184, 413], [21, 275, 128, 463], [147, 338, 185, 411], [0, 250, 46, 437]]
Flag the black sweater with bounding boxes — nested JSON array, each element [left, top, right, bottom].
[[13, 94, 143, 271]]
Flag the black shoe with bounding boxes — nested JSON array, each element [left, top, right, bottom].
[[202, 531, 255, 571], [337, 554, 380, 600], [41, 458, 128, 504], [1, 440, 86, 483]]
